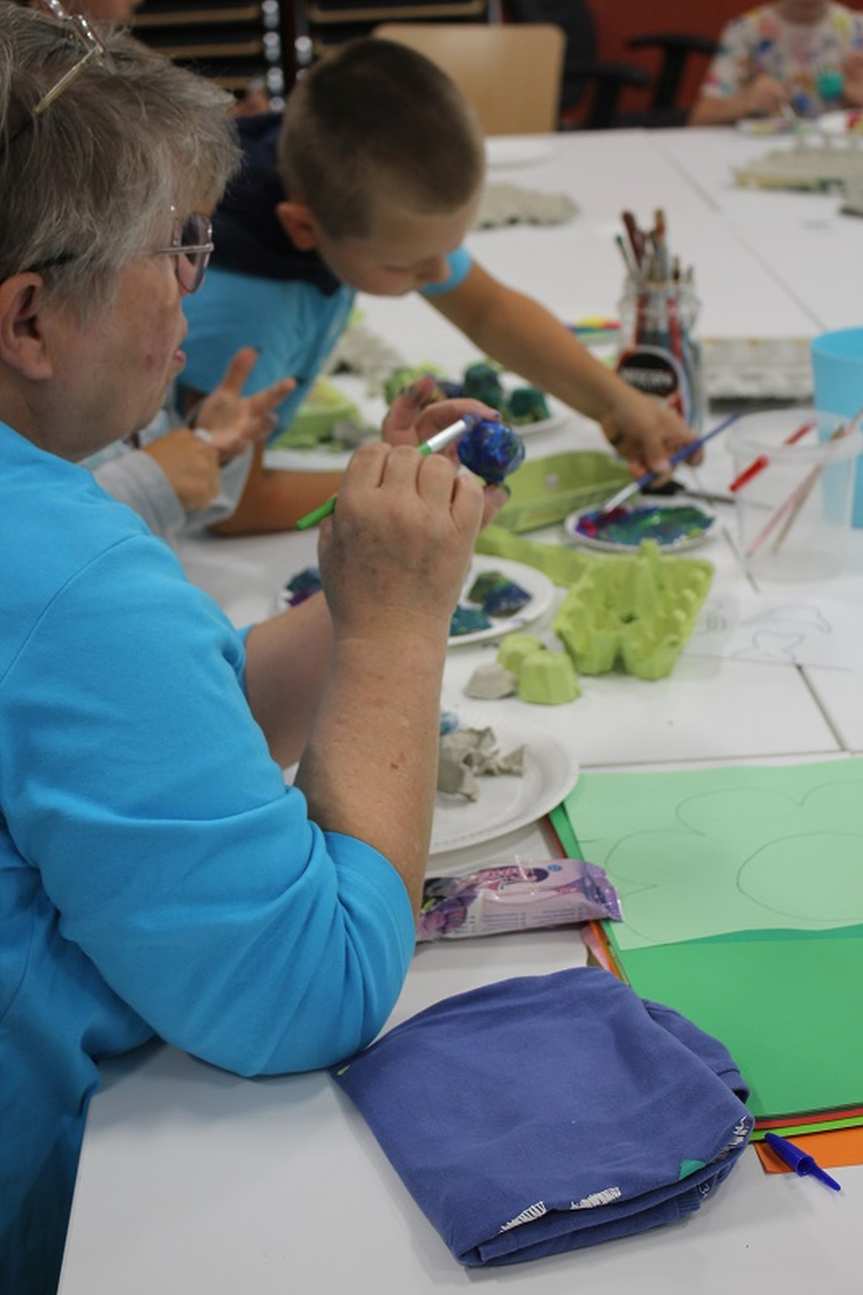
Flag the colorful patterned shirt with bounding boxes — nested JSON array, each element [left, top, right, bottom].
[[702, 3, 863, 116]]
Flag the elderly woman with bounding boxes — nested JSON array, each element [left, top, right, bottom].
[[0, 8, 500, 1291]]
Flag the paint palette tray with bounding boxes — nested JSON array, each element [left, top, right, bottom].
[[476, 527, 713, 681], [702, 336, 813, 401], [494, 451, 631, 534]]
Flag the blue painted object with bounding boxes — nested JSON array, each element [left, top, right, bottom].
[[482, 580, 532, 617], [284, 565, 322, 605], [450, 605, 492, 636], [457, 419, 525, 485], [811, 328, 863, 526]]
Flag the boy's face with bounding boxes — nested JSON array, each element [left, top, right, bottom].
[[279, 196, 479, 297], [778, 0, 829, 22]]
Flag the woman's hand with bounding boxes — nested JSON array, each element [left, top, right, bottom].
[[318, 442, 485, 646], [381, 376, 509, 526]]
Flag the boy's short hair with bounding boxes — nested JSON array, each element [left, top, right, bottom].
[[280, 38, 485, 238]]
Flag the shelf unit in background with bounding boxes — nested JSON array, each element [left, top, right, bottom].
[[131, 0, 296, 104]]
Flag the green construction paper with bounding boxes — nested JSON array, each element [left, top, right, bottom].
[[561, 760, 863, 951], [616, 928, 863, 1118], [549, 803, 581, 859], [751, 1116, 863, 1141]]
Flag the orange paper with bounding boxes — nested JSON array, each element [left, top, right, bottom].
[[755, 1127, 863, 1173]]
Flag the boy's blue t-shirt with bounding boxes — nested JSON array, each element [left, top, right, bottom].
[[0, 419, 414, 1293], [181, 248, 473, 435]]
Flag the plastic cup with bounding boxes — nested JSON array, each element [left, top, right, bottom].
[[729, 407, 862, 582], [811, 328, 863, 526]]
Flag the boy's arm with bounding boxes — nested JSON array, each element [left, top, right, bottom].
[[689, 75, 787, 125], [428, 262, 698, 476]]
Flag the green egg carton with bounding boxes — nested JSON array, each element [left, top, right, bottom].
[[476, 527, 713, 681], [271, 378, 361, 449], [494, 451, 631, 533]]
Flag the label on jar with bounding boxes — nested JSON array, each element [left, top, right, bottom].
[[616, 345, 694, 425]]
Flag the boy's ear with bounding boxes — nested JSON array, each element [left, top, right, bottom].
[[276, 201, 320, 250], [0, 274, 55, 380]]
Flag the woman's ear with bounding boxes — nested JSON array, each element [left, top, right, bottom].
[[276, 201, 320, 251], [0, 274, 55, 380]]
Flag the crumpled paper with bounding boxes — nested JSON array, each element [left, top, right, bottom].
[[438, 726, 525, 801]]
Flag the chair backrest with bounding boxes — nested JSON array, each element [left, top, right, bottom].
[[373, 22, 564, 134]]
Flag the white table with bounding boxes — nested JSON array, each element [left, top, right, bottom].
[[60, 130, 863, 1294]]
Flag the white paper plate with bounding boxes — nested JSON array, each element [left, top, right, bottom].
[[273, 552, 555, 636], [563, 497, 716, 554], [431, 726, 578, 855], [735, 116, 795, 137], [448, 555, 555, 646], [265, 376, 571, 473], [817, 109, 863, 137], [485, 137, 556, 169]]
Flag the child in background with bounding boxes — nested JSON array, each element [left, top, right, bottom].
[[691, 1, 863, 125], [90, 347, 294, 539], [181, 39, 699, 535]]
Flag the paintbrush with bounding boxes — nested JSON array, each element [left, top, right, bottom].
[[593, 413, 741, 519], [745, 416, 858, 560], [728, 419, 815, 493], [295, 416, 478, 531]]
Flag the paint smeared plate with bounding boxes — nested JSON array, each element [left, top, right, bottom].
[[448, 555, 555, 647], [564, 497, 716, 554], [431, 724, 578, 855]]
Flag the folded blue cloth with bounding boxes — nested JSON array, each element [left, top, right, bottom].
[[334, 967, 752, 1267]]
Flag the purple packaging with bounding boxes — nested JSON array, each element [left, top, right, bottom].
[[416, 859, 622, 942]]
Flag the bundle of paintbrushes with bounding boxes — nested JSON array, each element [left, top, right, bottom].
[[614, 210, 704, 431]]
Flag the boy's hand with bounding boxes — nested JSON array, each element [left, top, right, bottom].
[[142, 429, 221, 510], [600, 387, 701, 480], [382, 377, 508, 527], [195, 347, 295, 465], [318, 443, 484, 644], [741, 74, 788, 118]]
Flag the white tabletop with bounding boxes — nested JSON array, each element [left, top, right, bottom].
[[60, 129, 863, 1294]]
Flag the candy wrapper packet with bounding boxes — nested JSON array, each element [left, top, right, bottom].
[[416, 859, 621, 942]]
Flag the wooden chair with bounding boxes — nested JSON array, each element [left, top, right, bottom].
[[373, 22, 564, 135]]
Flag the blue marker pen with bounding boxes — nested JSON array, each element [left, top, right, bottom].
[[764, 1133, 842, 1191]]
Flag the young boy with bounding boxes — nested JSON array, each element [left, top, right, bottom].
[[691, 1, 863, 125], [181, 39, 699, 534]]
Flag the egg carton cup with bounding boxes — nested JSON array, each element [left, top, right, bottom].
[[494, 451, 631, 534], [476, 527, 713, 681]]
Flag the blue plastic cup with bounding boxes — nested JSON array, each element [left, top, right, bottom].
[[812, 328, 863, 526]]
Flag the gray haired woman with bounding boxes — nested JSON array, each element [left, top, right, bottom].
[[0, 7, 495, 1290]]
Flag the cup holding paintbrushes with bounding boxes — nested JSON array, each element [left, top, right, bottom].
[[615, 209, 703, 431], [729, 408, 863, 581]]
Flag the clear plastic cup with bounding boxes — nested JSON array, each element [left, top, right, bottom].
[[729, 407, 863, 582], [811, 327, 863, 527]]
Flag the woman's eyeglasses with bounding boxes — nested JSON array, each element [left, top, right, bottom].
[[152, 212, 215, 295], [26, 211, 215, 294]]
